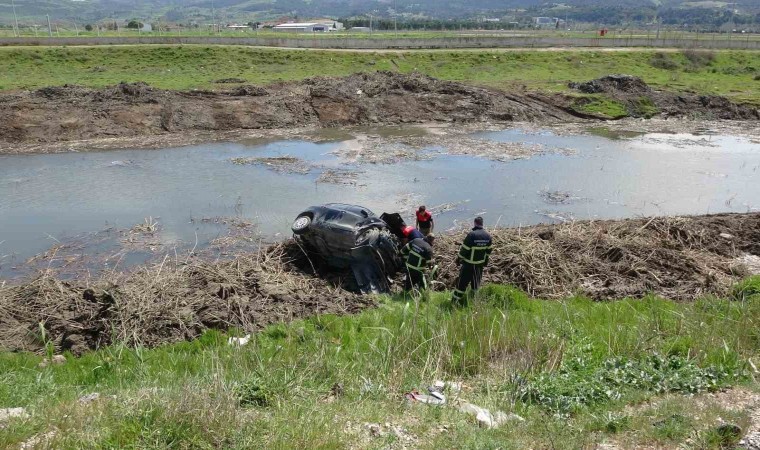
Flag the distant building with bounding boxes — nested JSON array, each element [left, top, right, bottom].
[[226, 24, 251, 31], [350, 27, 372, 32], [533, 17, 563, 28], [273, 20, 344, 33], [480, 18, 501, 23]]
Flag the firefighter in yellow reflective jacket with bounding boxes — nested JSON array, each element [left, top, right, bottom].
[[452, 217, 493, 306], [401, 234, 435, 291]]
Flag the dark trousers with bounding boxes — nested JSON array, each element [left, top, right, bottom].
[[452, 263, 483, 305], [405, 268, 427, 291]]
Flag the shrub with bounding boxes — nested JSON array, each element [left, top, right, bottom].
[[682, 49, 716, 69], [650, 52, 679, 70]]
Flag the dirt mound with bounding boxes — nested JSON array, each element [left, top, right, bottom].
[[2, 72, 757, 152], [569, 75, 652, 96], [0, 243, 368, 355], [0, 72, 575, 151], [567, 75, 759, 120], [2, 213, 758, 355], [433, 213, 760, 300]]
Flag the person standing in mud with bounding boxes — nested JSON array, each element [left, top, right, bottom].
[[402, 234, 436, 292], [452, 217, 492, 306], [415, 206, 434, 237]]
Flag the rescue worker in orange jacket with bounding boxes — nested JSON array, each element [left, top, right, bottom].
[[452, 216, 492, 306], [415, 206, 434, 236], [401, 234, 435, 292]]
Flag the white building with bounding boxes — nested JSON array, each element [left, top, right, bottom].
[[273, 20, 344, 33]]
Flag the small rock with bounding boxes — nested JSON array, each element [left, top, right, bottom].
[[0, 407, 28, 426], [739, 431, 760, 450], [20, 428, 58, 450], [78, 393, 101, 404], [38, 355, 67, 368], [365, 422, 384, 437], [720, 232, 734, 239]]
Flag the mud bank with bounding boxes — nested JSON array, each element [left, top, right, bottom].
[[2, 212, 759, 355], [1, 72, 757, 154]]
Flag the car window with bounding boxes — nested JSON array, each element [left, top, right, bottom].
[[324, 209, 344, 221]]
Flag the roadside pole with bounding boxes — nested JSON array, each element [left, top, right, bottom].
[[11, 0, 19, 37], [46, 14, 53, 37]]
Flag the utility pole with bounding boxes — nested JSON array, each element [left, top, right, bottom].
[[11, 0, 19, 37], [394, 0, 398, 38], [46, 15, 53, 37], [211, 0, 216, 34]]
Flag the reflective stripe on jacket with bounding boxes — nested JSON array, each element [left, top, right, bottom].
[[457, 226, 493, 265], [402, 238, 433, 272]]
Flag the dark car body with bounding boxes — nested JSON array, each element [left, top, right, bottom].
[[291, 203, 405, 293]]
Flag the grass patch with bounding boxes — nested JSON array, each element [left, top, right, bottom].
[[0, 46, 759, 101], [0, 282, 758, 448], [571, 95, 630, 119]]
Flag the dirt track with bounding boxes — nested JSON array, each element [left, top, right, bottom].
[[0, 72, 757, 154], [2, 212, 758, 355]]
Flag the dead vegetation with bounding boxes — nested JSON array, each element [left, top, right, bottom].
[[1, 212, 759, 355], [434, 212, 760, 300], [230, 156, 312, 174]]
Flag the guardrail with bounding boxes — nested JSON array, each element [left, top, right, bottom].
[[1, 35, 759, 50]]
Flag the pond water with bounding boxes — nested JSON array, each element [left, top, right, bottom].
[[1, 126, 759, 278]]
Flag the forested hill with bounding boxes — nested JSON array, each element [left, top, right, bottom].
[[1, 0, 757, 28]]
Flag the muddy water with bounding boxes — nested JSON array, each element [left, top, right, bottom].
[[1, 126, 759, 278]]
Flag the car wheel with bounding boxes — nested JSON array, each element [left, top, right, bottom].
[[292, 215, 312, 234]]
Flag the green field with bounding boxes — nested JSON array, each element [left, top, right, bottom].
[[1, 45, 759, 102], [2, 282, 759, 448]]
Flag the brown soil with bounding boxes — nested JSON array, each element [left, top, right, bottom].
[[2, 212, 759, 355], [566, 74, 760, 120], [1, 72, 756, 154]]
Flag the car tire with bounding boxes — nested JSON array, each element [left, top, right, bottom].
[[292, 215, 312, 234]]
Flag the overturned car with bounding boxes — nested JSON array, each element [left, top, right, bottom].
[[291, 203, 407, 293]]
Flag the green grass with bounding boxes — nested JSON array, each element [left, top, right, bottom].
[[571, 95, 630, 119], [1, 45, 759, 102], [1, 283, 759, 448]]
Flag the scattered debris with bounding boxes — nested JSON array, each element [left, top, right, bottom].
[[406, 390, 446, 405], [228, 334, 251, 346], [316, 168, 362, 186], [539, 189, 586, 205], [231, 156, 312, 174], [430, 380, 462, 395], [720, 233, 735, 239], [78, 392, 101, 404], [129, 216, 160, 235], [534, 210, 575, 222], [455, 401, 524, 429]]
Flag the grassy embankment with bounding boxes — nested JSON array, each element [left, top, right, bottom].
[[2, 279, 759, 449], [1, 45, 759, 113]]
